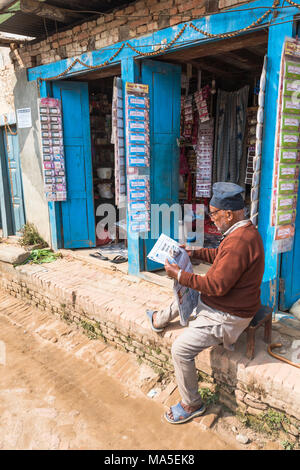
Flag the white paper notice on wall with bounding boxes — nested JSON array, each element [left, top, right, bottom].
[[17, 108, 32, 128]]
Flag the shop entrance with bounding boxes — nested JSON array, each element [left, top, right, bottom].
[[88, 75, 125, 249], [53, 65, 127, 259], [140, 30, 268, 273]]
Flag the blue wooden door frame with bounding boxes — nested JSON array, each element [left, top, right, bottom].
[[280, 190, 300, 310], [0, 126, 14, 237], [52, 80, 96, 249], [27, 1, 300, 309], [141, 59, 181, 271], [258, 19, 295, 310], [121, 58, 144, 274], [4, 125, 26, 234], [39, 80, 96, 250], [279, 19, 300, 310]]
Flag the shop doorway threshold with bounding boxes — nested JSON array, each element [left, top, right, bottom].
[[60, 245, 128, 275], [60, 247, 211, 292]]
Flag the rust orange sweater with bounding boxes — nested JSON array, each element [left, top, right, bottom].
[[180, 222, 265, 318]]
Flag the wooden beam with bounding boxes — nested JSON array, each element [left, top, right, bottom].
[[171, 57, 234, 77], [213, 51, 255, 71], [20, 0, 80, 23], [74, 64, 121, 80], [161, 30, 268, 61], [0, 37, 28, 46], [247, 44, 267, 55], [194, 56, 250, 75], [234, 48, 266, 64]]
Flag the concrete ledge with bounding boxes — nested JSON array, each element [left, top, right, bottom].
[[0, 245, 30, 265], [0, 256, 299, 442]]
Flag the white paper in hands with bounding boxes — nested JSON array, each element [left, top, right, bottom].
[[147, 234, 199, 326], [147, 233, 182, 265]]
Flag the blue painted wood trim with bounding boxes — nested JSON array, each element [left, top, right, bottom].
[[258, 18, 294, 309], [0, 113, 16, 126], [121, 57, 144, 275], [27, 1, 299, 83], [0, 128, 14, 236]]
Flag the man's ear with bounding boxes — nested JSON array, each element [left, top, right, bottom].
[[226, 210, 234, 221]]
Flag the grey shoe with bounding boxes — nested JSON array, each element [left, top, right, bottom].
[[146, 310, 164, 333]]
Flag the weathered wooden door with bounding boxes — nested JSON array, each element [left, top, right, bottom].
[[279, 22, 300, 310], [52, 81, 96, 248], [5, 126, 25, 233], [0, 126, 25, 236], [141, 60, 181, 271], [280, 188, 300, 310]]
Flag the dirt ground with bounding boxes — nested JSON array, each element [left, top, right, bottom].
[[0, 301, 238, 451]]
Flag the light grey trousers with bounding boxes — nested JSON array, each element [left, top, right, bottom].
[[155, 297, 252, 407]]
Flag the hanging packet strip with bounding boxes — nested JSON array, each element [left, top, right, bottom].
[[128, 120, 148, 132], [127, 108, 149, 121], [282, 97, 300, 114], [127, 95, 149, 109], [284, 79, 300, 95], [129, 200, 150, 213], [278, 179, 299, 194], [128, 175, 149, 190], [280, 148, 300, 163], [276, 209, 296, 225], [281, 114, 300, 131], [279, 164, 300, 179], [277, 194, 298, 210], [130, 211, 150, 222], [281, 131, 300, 147], [128, 156, 149, 167], [128, 189, 148, 201], [128, 132, 149, 144], [275, 223, 295, 240], [128, 144, 149, 156], [285, 60, 300, 79], [130, 221, 150, 233]]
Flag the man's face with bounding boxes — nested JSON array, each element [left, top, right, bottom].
[[208, 205, 233, 233]]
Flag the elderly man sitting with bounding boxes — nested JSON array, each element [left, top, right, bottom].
[[147, 182, 265, 425]]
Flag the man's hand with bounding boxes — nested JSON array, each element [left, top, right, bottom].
[[179, 244, 194, 258], [164, 259, 180, 280]]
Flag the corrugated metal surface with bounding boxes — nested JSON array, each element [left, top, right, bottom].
[[0, 0, 136, 38], [0, 11, 55, 37]]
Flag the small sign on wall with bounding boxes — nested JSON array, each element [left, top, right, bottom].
[[16, 107, 32, 128]]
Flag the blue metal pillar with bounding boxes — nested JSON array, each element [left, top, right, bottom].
[[258, 19, 294, 309], [121, 57, 144, 275]]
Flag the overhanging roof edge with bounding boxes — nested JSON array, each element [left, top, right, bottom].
[[26, 0, 294, 83]]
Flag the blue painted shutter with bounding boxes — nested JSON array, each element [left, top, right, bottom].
[[141, 60, 181, 271], [5, 128, 25, 233], [52, 81, 96, 249], [0, 128, 14, 236], [280, 188, 300, 309], [279, 22, 300, 309]]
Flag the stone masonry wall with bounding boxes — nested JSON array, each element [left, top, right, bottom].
[[10, 0, 252, 69], [0, 47, 16, 114], [0, 259, 299, 444]]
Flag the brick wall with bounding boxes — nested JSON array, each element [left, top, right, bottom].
[[10, 0, 252, 69], [0, 47, 16, 114]]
